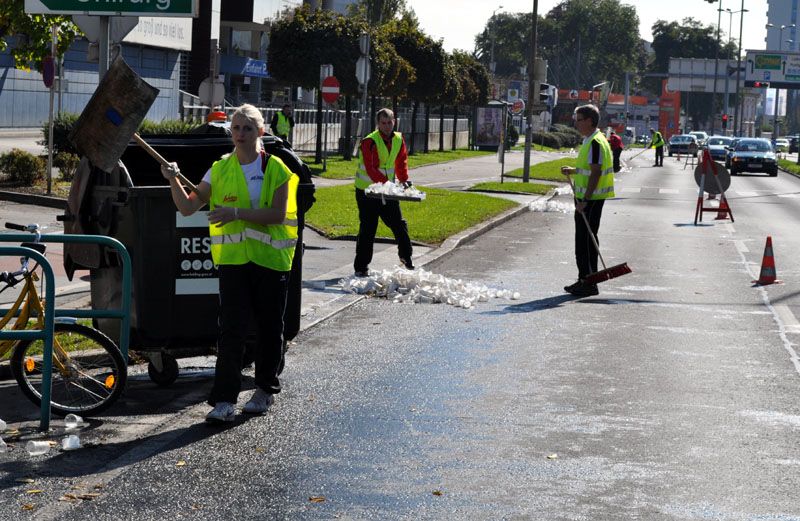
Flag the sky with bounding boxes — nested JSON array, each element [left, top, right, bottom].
[[407, 0, 769, 54]]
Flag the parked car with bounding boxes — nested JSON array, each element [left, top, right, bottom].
[[667, 134, 698, 157], [729, 138, 778, 176], [705, 136, 733, 162], [636, 134, 649, 145], [689, 131, 709, 147], [774, 138, 790, 153]]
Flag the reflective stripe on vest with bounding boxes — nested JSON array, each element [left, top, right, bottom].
[[209, 153, 299, 271], [276, 112, 291, 136], [355, 130, 402, 189], [574, 131, 615, 200]]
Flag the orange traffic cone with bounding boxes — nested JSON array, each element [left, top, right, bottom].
[[753, 236, 781, 285], [714, 197, 730, 219]]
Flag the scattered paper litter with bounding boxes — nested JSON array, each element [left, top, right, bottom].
[[555, 184, 573, 196], [530, 199, 574, 213], [341, 266, 519, 309], [365, 181, 426, 200]]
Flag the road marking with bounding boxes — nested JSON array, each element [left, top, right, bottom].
[[736, 191, 758, 197], [659, 188, 679, 194], [724, 223, 735, 234], [620, 187, 641, 193], [774, 305, 800, 334], [733, 240, 749, 254]]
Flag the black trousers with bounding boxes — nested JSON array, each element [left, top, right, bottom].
[[654, 145, 664, 166], [612, 148, 622, 172], [209, 263, 288, 405], [574, 199, 606, 280], [354, 188, 413, 272]]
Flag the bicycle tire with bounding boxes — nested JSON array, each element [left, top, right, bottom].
[[11, 323, 127, 416]]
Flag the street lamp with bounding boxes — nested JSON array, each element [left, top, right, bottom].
[[489, 5, 503, 75], [711, 0, 722, 136], [720, 6, 746, 127], [733, 1, 748, 136], [767, 23, 795, 138]]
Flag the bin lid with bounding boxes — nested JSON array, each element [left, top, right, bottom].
[[207, 111, 227, 123]]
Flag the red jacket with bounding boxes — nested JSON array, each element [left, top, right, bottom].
[[608, 133, 624, 150], [360, 133, 409, 184]]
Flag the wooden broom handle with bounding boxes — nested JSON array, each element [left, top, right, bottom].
[[132, 133, 208, 203]]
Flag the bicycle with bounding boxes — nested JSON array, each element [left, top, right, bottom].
[[0, 222, 127, 416]]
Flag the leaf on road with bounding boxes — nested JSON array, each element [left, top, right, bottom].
[[309, 496, 326, 503], [76, 493, 100, 500], [176, 460, 186, 467], [26, 490, 43, 494], [21, 504, 35, 510], [547, 453, 558, 460], [58, 494, 78, 502], [255, 447, 265, 453], [16, 478, 35, 484], [432, 490, 444, 496]]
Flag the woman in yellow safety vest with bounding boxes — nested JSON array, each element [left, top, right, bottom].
[[161, 104, 299, 424]]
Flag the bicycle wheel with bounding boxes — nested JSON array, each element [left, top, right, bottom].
[[11, 323, 127, 416]]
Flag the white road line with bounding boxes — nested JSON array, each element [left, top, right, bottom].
[[620, 187, 641, 193], [734, 240, 749, 254], [724, 223, 736, 234], [659, 188, 679, 194], [736, 191, 758, 197], [774, 305, 800, 334]]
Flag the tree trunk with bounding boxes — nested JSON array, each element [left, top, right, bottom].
[[424, 103, 430, 153], [439, 104, 445, 152], [344, 95, 352, 161], [452, 105, 458, 150], [410, 100, 418, 155]]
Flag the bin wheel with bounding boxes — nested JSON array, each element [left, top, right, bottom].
[[148, 354, 179, 387]]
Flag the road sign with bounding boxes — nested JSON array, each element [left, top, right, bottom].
[[569, 89, 579, 99], [24, 0, 198, 17], [42, 55, 55, 88], [198, 77, 224, 107], [72, 15, 139, 43], [356, 56, 370, 85], [321, 76, 340, 104], [510, 99, 525, 115]]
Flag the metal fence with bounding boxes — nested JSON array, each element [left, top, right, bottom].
[[180, 91, 471, 158]]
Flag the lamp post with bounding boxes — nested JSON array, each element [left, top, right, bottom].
[[733, 1, 748, 136], [720, 6, 745, 128], [767, 23, 795, 138], [489, 5, 503, 77], [711, 0, 722, 136]]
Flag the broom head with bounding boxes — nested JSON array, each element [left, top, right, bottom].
[[583, 263, 632, 285]]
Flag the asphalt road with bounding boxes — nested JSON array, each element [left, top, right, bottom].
[[2, 149, 800, 519]]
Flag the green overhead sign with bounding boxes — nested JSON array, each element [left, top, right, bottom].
[[24, 0, 198, 17]]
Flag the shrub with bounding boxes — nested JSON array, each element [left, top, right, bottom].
[[531, 132, 563, 149], [0, 148, 46, 185], [54, 152, 81, 182], [41, 112, 80, 155], [139, 119, 203, 135], [505, 123, 519, 148]]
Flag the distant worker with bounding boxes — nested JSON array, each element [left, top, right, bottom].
[[353, 108, 414, 276], [270, 104, 295, 144], [561, 104, 615, 297], [608, 129, 624, 173], [648, 127, 665, 167]]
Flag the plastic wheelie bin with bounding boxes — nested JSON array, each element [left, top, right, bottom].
[[61, 134, 315, 386]]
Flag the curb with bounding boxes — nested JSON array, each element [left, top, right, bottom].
[[0, 190, 67, 209]]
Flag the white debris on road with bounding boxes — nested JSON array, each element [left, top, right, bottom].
[[530, 199, 574, 213], [341, 267, 519, 309]]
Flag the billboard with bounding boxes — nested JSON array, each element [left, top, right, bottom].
[[745, 50, 800, 89]]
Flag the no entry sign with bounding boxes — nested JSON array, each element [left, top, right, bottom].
[[321, 76, 340, 104]]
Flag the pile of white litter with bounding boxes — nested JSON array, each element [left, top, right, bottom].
[[341, 267, 520, 309], [365, 181, 426, 200], [530, 199, 574, 213]]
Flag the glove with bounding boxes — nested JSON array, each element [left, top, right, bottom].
[[161, 161, 180, 180], [402, 181, 413, 189]]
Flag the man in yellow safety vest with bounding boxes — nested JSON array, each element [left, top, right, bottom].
[[270, 104, 295, 144]]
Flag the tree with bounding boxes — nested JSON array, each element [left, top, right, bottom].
[[450, 50, 489, 106], [474, 11, 533, 78], [347, 0, 408, 24], [0, 0, 81, 72]]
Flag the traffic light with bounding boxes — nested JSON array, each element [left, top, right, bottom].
[[538, 83, 557, 108], [721, 113, 728, 130], [753, 81, 770, 88]]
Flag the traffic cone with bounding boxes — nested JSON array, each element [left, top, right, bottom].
[[753, 236, 781, 285], [714, 197, 729, 219]]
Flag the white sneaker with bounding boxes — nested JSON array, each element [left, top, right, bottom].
[[242, 389, 274, 415], [205, 402, 236, 423]]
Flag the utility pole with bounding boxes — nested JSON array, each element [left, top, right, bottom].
[[522, 0, 539, 183], [711, 0, 722, 135]]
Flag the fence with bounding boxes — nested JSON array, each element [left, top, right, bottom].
[[179, 92, 471, 158]]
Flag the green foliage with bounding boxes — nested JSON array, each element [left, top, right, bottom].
[[0, 148, 46, 186], [138, 119, 202, 135], [475, 11, 535, 78], [531, 131, 564, 149], [53, 152, 80, 182], [384, 16, 446, 102], [504, 157, 578, 181], [506, 122, 519, 148], [550, 124, 582, 147], [41, 112, 79, 155], [451, 50, 489, 105], [0, 0, 82, 71]]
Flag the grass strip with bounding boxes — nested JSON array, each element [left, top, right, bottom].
[[503, 157, 577, 182], [779, 159, 800, 175], [468, 181, 553, 195], [304, 184, 518, 244], [303, 149, 494, 180]]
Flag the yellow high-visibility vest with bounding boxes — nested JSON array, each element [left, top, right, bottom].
[[574, 131, 615, 200], [355, 130, 402, 190]]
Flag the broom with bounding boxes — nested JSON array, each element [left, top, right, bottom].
[[566, 175, 632, 284]]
